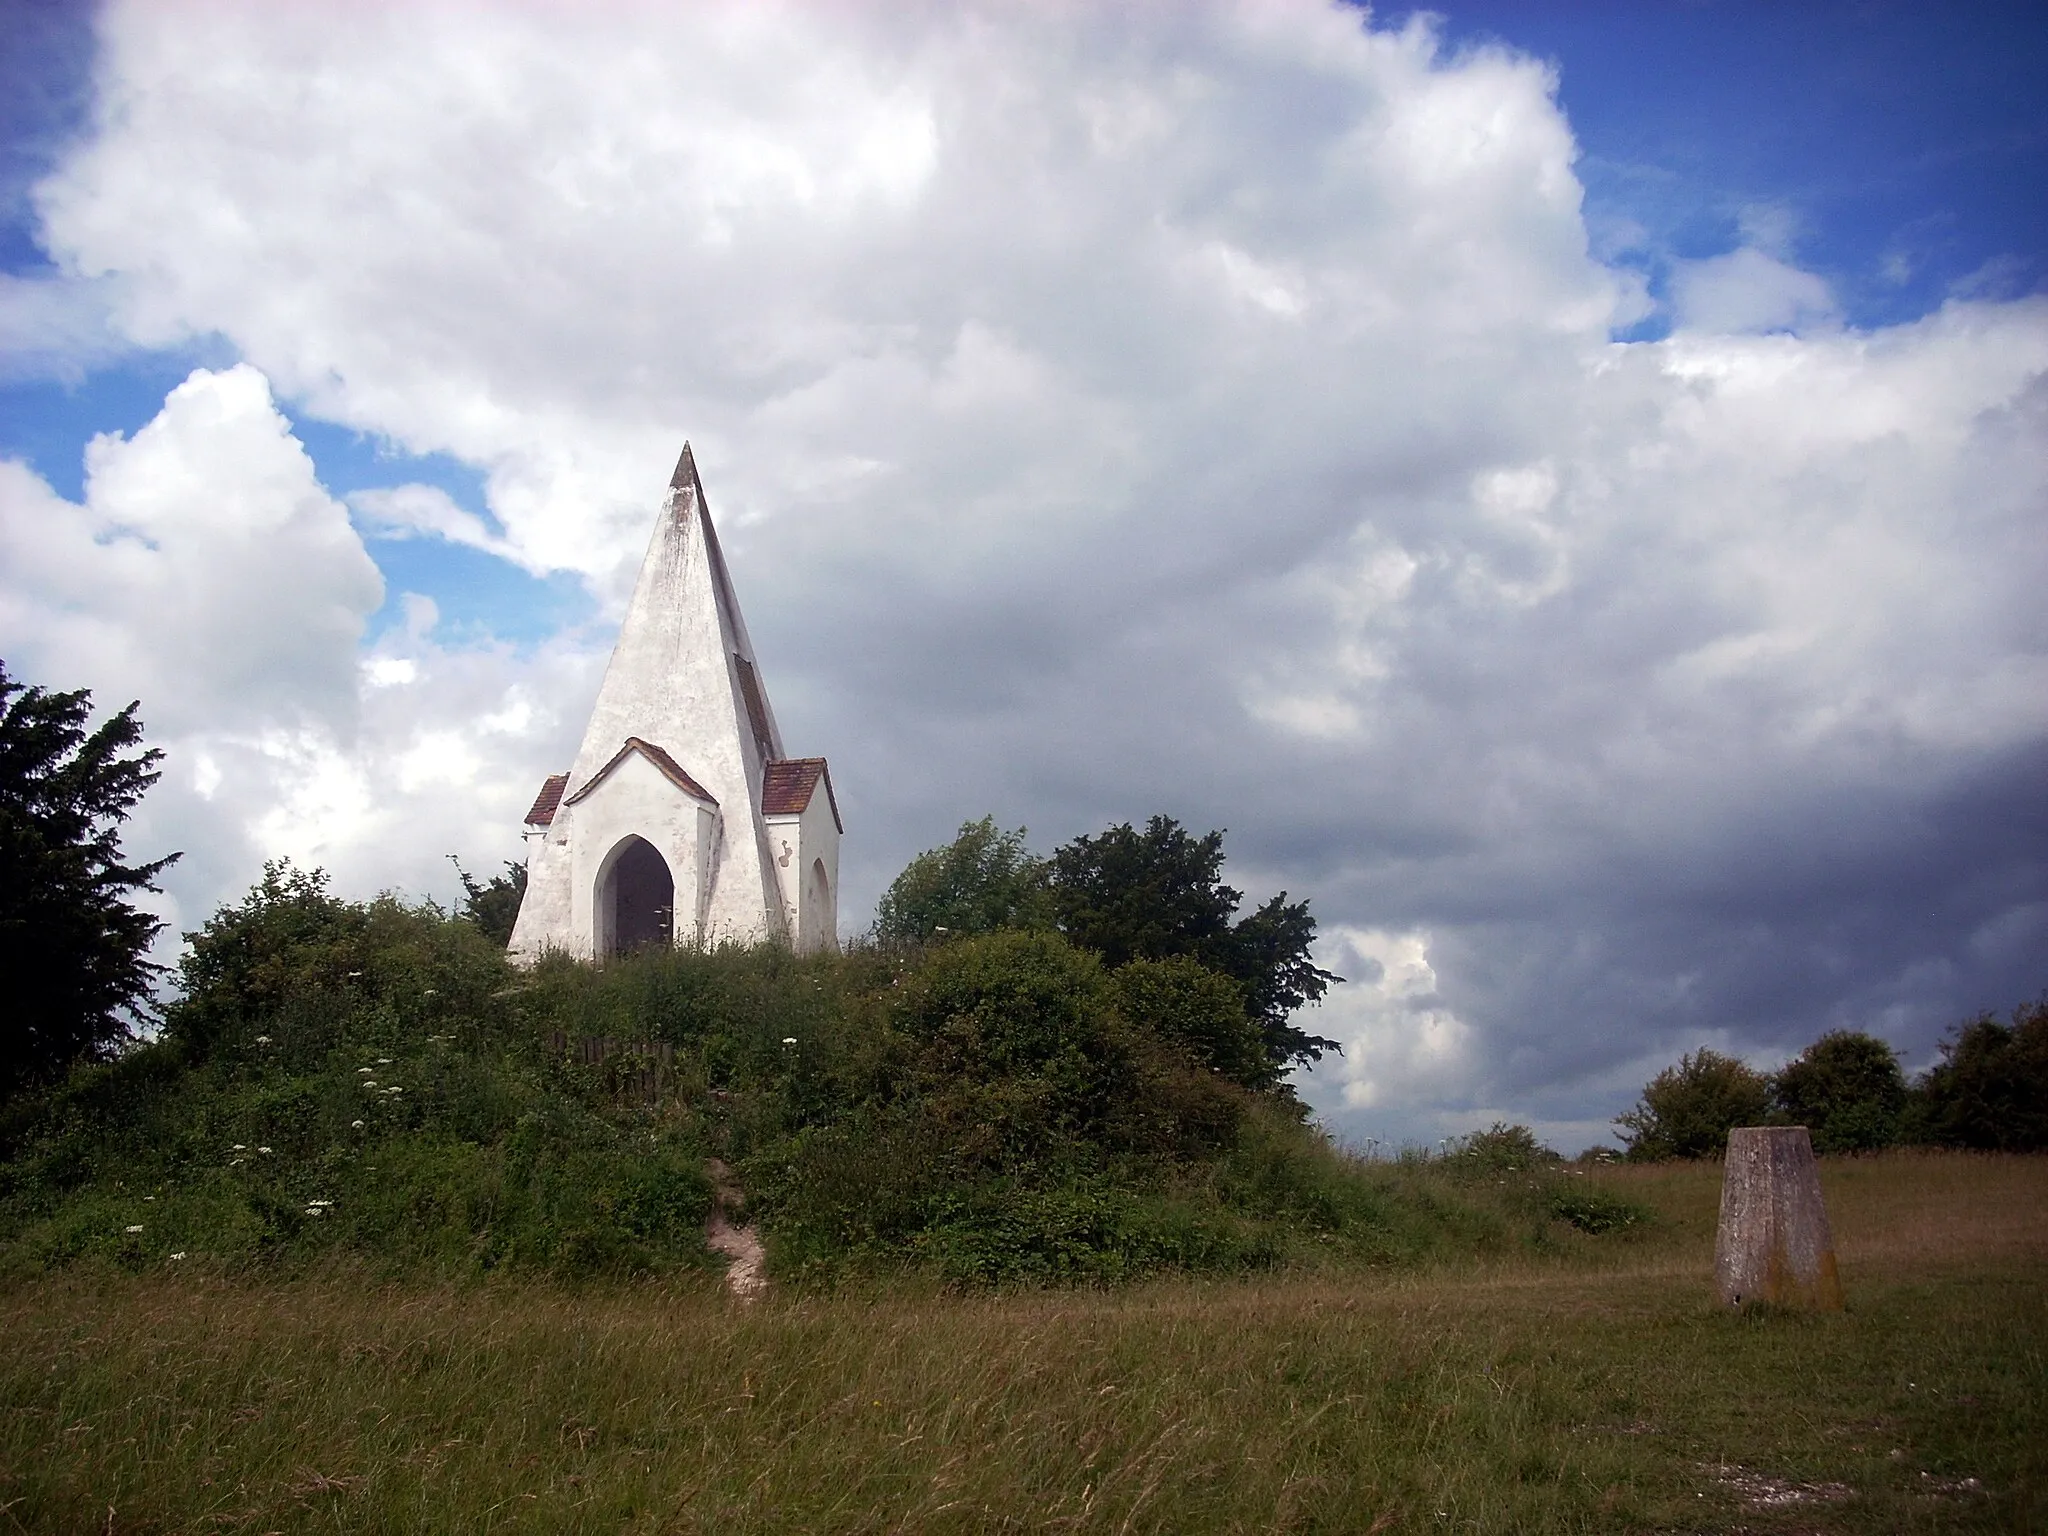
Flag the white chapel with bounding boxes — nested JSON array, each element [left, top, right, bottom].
[[507, 445, 841, 961]]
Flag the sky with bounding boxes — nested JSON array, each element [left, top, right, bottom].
[[1, 0, 2043, 1153]]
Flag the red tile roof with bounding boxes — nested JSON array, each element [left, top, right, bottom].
[[761, 757, 841, 832], [524, 772, 569, 826], [564, 738, 718, 809]]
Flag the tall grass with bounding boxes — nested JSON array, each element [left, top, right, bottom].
[[1, 1153, 2039, 1534]]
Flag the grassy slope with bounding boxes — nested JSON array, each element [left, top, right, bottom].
[[2, 1151, 2041, 1535], [0, 919, 1651, 1287]]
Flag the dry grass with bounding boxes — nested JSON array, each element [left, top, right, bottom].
[[2, 1152, 2043, 1534]]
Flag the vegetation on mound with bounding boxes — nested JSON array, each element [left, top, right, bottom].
[[1, 867, 1647, 1285]]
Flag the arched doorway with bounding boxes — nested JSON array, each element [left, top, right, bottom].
[[601, 836, 674, 955]]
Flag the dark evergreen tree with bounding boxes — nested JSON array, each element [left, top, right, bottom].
[[452, 856, 528, 948], [1048, 816, 1340, 1072], [0, 661, 179, 1098], [1772, 1030, 1907, 1153]]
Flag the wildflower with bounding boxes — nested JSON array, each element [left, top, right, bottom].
[[361, 1081, 379, 1090], [358, 1067, 374, 1075], [168, 1252, 186, 1261], [231, 1144, 246, 1151], [423, 989, 436, 996], [346, 970, 362, 977], [351, 1119, 365, 1130], [257, 1146, 273, 1155], [782, 1037, 798, 1047], [386, 1086, 403, 1095], [124, 1224, 143, 1234], [143, 1195, 156, 1202], [254, 1035, 272, 1045]]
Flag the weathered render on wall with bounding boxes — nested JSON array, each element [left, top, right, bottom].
[[508, 446, 840, 961]]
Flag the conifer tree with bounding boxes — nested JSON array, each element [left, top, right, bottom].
[[1048, 816, 1342, 1071], [0, 661, 179, 1097]]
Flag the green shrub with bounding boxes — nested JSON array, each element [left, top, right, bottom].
[[1547, 1185, 1647, 1235], [1111, 955, 1272, 1091], [1444, 1122, 1561, 1177]]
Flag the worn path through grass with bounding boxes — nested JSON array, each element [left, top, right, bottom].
[[2, 1153, 2042, 1534]]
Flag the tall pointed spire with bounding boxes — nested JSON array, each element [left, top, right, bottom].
[[507, 445, 840, 959]]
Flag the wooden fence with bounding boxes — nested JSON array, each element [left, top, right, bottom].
[[546, 1031, 677, 1101]]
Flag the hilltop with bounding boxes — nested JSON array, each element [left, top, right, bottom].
[[0, 865, 1644, 1287]]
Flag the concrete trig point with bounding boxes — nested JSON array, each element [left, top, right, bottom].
[[508, 445, 841, 961], [1714, 1126, 1844, 1310]]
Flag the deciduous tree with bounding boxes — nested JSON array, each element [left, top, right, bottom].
[[1615, 1047, 1770, 1161], [1907, 999, 2048, 1151], [1772, 1030, 1907, 1153], [873, 816, 1051, 943]]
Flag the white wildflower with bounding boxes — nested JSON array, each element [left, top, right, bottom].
[[168, 1252, 186, 1261], [351, 1119, 365, 1130], [358, 1067, 374, 1075], [231, 1144, 246, 1151], [782, 1037, 798, 1047], [386, 1086, 403, 1095], [257, 1146, 273, 1155], [124, 1224, 143, 1234], [254, 1035, 271, 1045], [377, 1057, 391, 1064], [361, 1081, 379, 1090]]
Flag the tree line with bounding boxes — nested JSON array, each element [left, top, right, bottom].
[[1615, 1005, 2047, 1160]]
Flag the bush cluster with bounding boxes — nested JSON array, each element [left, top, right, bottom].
[[1, 865, 1651, 1285], [1613, 1000, 2047, 1161]]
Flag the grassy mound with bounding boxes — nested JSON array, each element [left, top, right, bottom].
[[0, 871, 1647, 1285]]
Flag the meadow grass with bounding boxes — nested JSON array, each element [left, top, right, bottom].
[[2, 1150, 2041, 1534]]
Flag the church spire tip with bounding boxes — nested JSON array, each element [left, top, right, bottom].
[[669, 441, 699, 491]]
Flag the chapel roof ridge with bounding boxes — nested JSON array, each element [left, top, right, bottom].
[[564, 736, 718, 810]]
